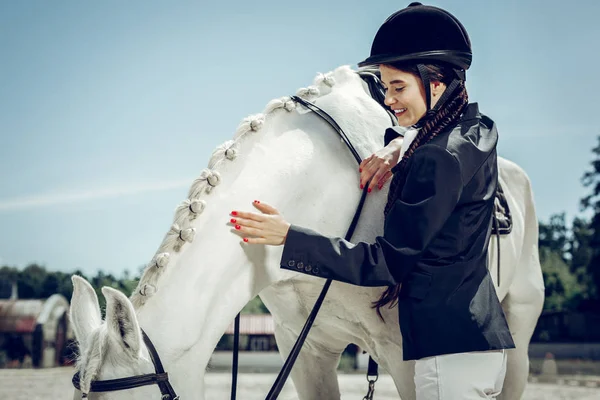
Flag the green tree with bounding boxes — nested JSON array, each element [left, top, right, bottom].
[[0, 266, 19, 282], [540, 250, 583, 311], [539, 213, 569, 264], [241, 296, 269, 314], [17, 263, 48, 298], [580, 136, 600, 307], [538, 215, 585, 311], [569, 217, 593, 286], [0, 266, 19, 298], [0, 263, 140, 305], [85, 270, 140, 313], [41, 273, 60, 298]]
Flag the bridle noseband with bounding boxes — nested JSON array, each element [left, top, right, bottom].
[[72, 329, 179, 400]]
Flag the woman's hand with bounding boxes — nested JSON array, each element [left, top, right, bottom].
[[359, 137, 403, 192], [229, 200, 291, 245]]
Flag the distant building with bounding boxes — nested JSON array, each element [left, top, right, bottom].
[[213, 314, 372, 372], [0, 283, 70, 368], [217, 314, 277, 351], [211, 314, 282, 371]]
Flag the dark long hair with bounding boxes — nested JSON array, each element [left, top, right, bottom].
[[373, 62, 469, 319]]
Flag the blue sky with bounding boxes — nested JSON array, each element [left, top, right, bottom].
[[1, 0, 598, 276]]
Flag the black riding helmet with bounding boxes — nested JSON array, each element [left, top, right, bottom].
[[358, 2, 472, 120]]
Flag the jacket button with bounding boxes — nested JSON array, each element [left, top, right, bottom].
[[305, 264, 312, 272], [287, 260, 295, 267], [297, 262, 304, 269], [313, 267, 319, 274]]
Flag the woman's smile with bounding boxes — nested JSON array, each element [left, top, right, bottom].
[[393, 108, 407, 116]]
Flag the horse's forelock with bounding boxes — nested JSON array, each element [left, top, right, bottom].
[[76, 327, 107, 395]]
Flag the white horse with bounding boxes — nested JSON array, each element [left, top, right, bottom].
[[70, 65, 544, 400]]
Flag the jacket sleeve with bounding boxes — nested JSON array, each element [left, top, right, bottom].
[[280, 144, 463, 287]]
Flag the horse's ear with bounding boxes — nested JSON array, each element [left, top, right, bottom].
[[70, 275, 101, 346], [102, 286, 143, 358]]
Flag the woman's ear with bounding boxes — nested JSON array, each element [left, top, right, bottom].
[[430, 80, 446, 98]]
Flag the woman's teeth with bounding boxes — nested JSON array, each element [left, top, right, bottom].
[[394, 108, 406, 115]]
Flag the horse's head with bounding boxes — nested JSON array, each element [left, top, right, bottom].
[[70, 275, 159, 399]]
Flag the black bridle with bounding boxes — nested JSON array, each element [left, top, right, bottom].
[[262, 95, 372, 400], [72, 329, 179, 400], [258, 72, 401, 400]]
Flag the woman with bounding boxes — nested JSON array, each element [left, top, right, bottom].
[[229, 2, 515, 398]]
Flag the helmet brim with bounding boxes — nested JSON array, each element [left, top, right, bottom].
[[358, 50, 472, 71]]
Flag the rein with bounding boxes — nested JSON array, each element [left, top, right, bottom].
[[263, 96, 371, 399], [231, 86, 380, 400]]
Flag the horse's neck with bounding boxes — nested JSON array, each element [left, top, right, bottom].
[[131, 66, 391, 396]]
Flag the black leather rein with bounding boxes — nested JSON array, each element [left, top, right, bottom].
[[72, 330, 179, 400], [261, 95, 372, 399]]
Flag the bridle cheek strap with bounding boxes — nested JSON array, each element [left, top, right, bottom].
[[71, 329, 179, 400]]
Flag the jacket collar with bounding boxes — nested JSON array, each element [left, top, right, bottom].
[[460, 102, 480, 122]]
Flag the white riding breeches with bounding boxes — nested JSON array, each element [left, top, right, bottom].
[[414, 349, 507, 399]]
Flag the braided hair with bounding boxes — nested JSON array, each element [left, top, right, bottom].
[[373, 62, 469, 319]]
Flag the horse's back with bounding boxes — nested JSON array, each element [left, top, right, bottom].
[[498, 156, 534, 203], [497, 156, 544, 297]]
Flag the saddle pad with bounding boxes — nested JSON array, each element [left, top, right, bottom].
[[492, 183, 512, 235]]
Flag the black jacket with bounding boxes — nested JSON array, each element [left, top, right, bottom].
[[280, 103, 515, 361]]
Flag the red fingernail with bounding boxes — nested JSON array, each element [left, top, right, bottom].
[[232, 211, 238, 216], [368, 188, 372, 193], [230, 218, 236, 223], [243, 238, 249, 242], [254, 200, 260, 204], [360, 184, 364, 189], [235, 225, 241, 230], [359, 168, 362, 172]]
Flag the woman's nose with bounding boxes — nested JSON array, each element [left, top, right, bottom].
[[384, 92, 395, 106]]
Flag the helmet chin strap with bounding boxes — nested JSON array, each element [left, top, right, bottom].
[[417, 64, 434, 116], [413, 63, 463, 128]]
